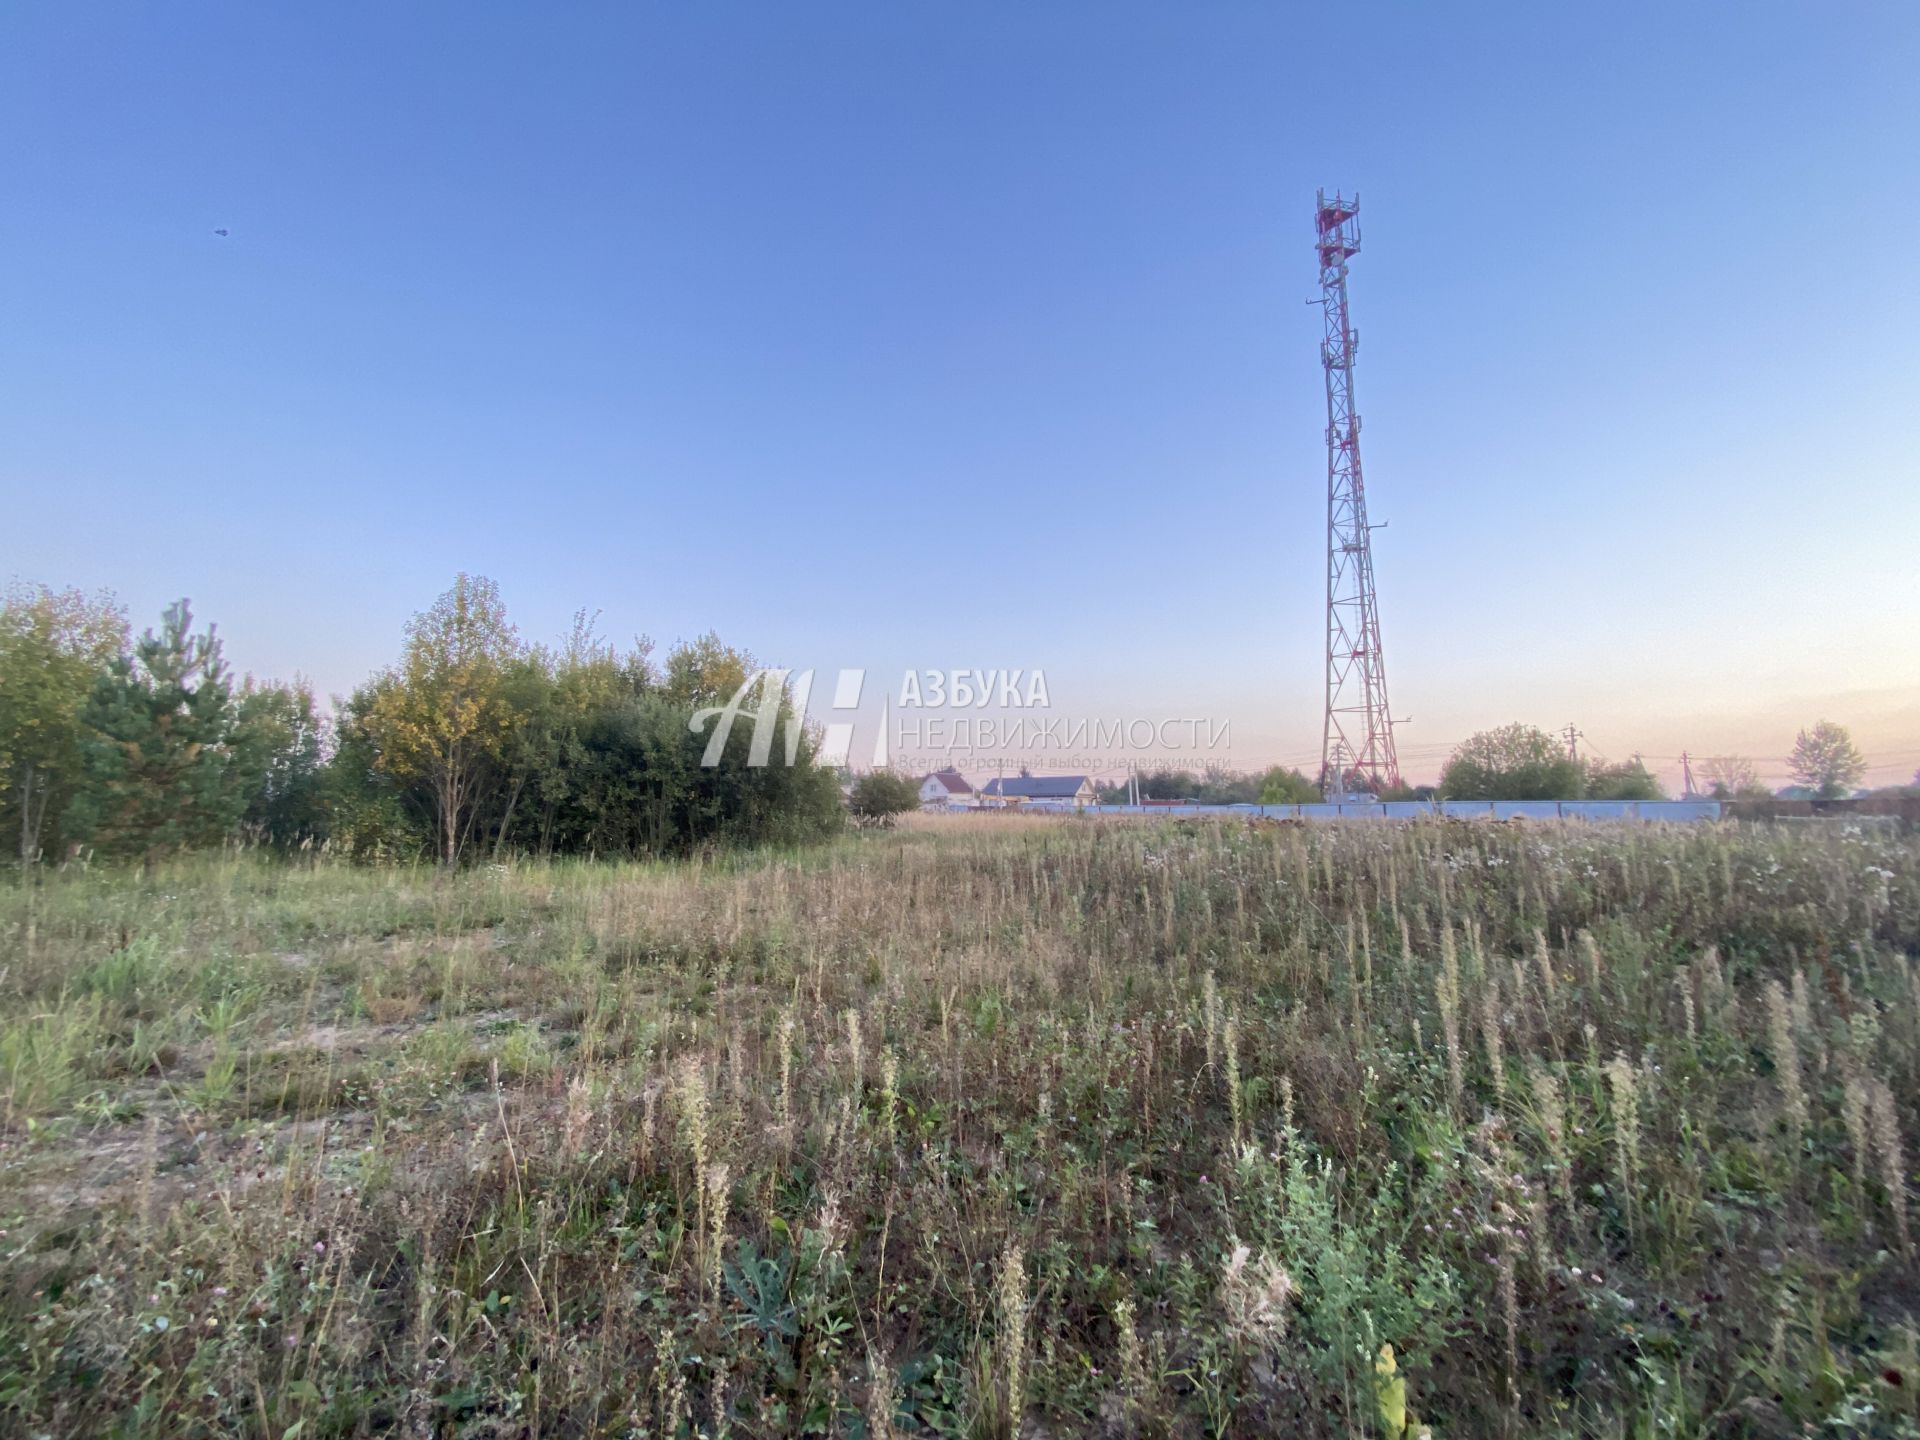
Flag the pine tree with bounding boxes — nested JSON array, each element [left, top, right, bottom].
[[69, 601, 243, 867]]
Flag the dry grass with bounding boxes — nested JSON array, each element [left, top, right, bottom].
[[1, 819, 1917, 1437]]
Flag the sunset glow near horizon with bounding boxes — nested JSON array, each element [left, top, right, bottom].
[[3, 4, 1916, 790]]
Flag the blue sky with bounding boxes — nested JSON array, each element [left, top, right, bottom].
[[3, 3, 1917, 786]]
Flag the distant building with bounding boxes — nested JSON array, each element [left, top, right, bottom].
[[919, 769, 977, 810], [980, 775, 1098, 809]]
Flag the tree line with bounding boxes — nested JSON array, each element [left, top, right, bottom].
[[1090, 721, 1888, 805], [1435, 721, 1886, 801], [1092, 765, 1325, 806], [0, 575, 843, 869]]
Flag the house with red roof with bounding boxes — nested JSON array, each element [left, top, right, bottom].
[[919, 769, 976, 810]]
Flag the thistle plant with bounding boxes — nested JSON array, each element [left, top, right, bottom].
[[844, 1007, 864, 1096], [705, 1161, 731, 1297], [1843, 1076, 1871, 1196], [1223, 1016, 1243, 1146], [1437, 929, 1464, 1110], [865, 1348, 896, 1440], [1789, 968, 1814, 1045], [1604, 1054, 1640, 1235], [562, 1072, 593, 1156], [997, 1242, 1028, 1435], [1112, 1298, 1146, 1417], [677, 1054, 711, 1240], [776, 1008, 797, 1137], [879, 1045, 900, 1154], [1202, 971, 1222, 1075], [1217, 1241, 1293, 1351], [1479, 975, 1507, 1102], [1764, 979, 1808, 1147], [1529, 1063, 1574, 1214], [1532, 927, 1557, 1001], [1868, 1077, 1913, 1257], [1579, 929, 1602, 993], [1698, 944, 1726, 1018]]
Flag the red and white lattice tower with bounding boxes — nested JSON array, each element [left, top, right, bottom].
[[1314, 190, 1401, 797]]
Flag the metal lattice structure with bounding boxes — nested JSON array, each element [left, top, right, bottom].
[[1315, 190, 1401, 797]]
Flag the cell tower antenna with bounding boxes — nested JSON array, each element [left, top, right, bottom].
[[1315, 189, 1400, 797]]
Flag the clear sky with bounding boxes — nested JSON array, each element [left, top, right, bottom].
[[3, 3, 1917, 788]]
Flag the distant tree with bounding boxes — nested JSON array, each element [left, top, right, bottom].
[[847, 771, 921, 824], [1258, 766, 1320, 804], [232, 679, 330, 848], [1439, 724, 1585, 801], [360, 574, 523, 864], [1138, 768, 1198, 801], [0, 583, 127, 864], [511, 613, 650, 857], [68, 601, 243, 868], [1195, 766, 1261, 805], [1699, 755, 1771, 801], [1789, 720, 1866, 799], [326, 679, 427, 861], [1375, 779, 1421, 802], [1583, 756, 1665, 802], [334, 584, 839, 863], [661, 631, 756, 709]]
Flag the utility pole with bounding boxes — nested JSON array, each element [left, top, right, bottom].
[[1314, 190, 1400, 799], [1324, 740, 1353, 803], [1680, 751, 1697, 800], [1562, 724, 1583, 762]]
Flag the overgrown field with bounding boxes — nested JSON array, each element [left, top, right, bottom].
[[2, 819, 1918, 1438]]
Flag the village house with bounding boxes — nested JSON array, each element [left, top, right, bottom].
[[919, 769, 977, 810]]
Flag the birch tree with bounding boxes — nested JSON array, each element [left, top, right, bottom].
[[362, 574, 521, 864]]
